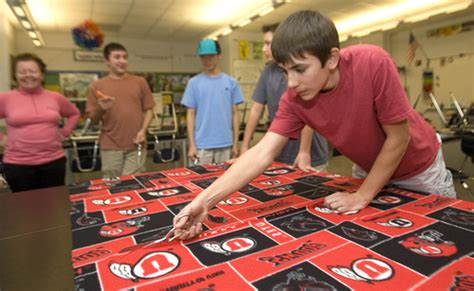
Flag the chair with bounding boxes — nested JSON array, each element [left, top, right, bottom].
[[69, 118, 101, 173], [148, 92, 181, 164], [448, 132, 474, 200]]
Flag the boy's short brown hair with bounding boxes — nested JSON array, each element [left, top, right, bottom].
[[271, 10, 339, 67], [103, 42, 127, 60], [261, 23, 279, 34]]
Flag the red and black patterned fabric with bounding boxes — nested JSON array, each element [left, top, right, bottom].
[[70, 162, 474, 290]]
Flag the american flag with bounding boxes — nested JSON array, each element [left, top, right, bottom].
[[406, 32, 418, 65]]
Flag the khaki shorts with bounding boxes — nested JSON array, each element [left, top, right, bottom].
[[101, 148, 147, 179], [192, 147, 231, 165]]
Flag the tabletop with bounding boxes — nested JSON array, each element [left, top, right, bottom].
[[68, 162, 474, 290], [0, 186, 74, 290]]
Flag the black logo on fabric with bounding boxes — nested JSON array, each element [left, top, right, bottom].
[[281, 215, 327, 232], [341, 227, 378, 241], [442, 209, 474, 226], [414, 195, 452, 209], [76, 213, 102, 226], [273, 271, 336, 291], [450, 274, 474, 290]]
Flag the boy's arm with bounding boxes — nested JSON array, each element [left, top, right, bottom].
[[87, 89, 115, 123], [173, 131, 288, 239], [292, 125, 314, 171], [231, 104, 240, 158], [186, 108, 198, 160], [134, 108, 153, 144], [240, 102, 265, 155], [324, 120, 410, 212]]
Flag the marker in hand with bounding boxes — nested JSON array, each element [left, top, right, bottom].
[[96, 90, 106, 99]]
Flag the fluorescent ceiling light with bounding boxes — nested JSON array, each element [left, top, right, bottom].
[[351, 21, 399, 38], [13, 6, 25, 17], [221, 27, 233, 36], [336, 0, 472, 40], [234, 18, 252, 27], [28, 31, 37, 38], [7, 0, 45, 47], [404, 2, 471, 22], [32, 39, 41, 47], [21, 20, 32, 29], [259, 6, 274, 17]]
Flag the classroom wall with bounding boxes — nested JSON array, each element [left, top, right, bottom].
[[13, 30, 202, 73], [0, 1, 15, 129], [342, 11, 474, 123], [0, 1, 14, 92], [5, 5, 474, 123]]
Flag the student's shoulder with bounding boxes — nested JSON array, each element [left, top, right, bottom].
[[0, 90, 15, 99], [219, 73, 239, 84], [92, 75, 112, 86], [341, 44, 389, 58], [342, 45, 391, 65], [127, 74, 148, 84]]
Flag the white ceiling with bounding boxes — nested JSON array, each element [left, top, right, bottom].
[[7, 0, 474, 43]]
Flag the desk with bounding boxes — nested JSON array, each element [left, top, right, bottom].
[[68, 163, 474, 290], [0, 186, 74, 290]]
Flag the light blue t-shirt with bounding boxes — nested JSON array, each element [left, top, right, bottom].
[[181, 73, 244, 149]]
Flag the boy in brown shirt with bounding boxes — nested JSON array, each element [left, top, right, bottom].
[[86, 42, 155, 178]]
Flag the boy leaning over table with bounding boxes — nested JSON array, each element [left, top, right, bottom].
[[171, 10, 456, 240]]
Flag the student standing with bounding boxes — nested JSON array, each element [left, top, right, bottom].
[[86, 42, 155, 178], [182, 39, 244, 165], [0, 53, 80, 192], [240, 23, 328, 170], [172, 10, 456, 240]]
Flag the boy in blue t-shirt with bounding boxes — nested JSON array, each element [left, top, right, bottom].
[[181, 39, 244, 165]]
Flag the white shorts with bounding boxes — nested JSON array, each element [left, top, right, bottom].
[[352, 145, 456, 198]]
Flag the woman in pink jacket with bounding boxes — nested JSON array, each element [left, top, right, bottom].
[[0, 53, 80, 192]]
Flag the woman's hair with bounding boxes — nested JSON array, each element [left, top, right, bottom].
[[13, 53, 47, 75]]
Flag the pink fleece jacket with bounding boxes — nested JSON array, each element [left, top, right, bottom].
[[0, 88, 80, 165]]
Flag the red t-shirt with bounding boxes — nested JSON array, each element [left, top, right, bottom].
[[269, 45, 438, 180]]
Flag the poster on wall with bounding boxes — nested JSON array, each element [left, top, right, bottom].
[[422, 70, 434, 93], [156, 73, 194, 93], [252, 41, 263, 60], [59, 73, 99, 100], [239, 40, 250, 60]]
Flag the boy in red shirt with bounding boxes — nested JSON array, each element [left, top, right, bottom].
[[172, 10, 455, 240]]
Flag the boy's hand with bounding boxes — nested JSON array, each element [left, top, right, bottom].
[[292, 151, 314, 172], [324, 191, 372, 213], [133, 129, 146, 144], [172, 199, 208, 240], [232, 144, 239, 159], [188, 145, 199, 162], [95, 90, 115, 111]]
